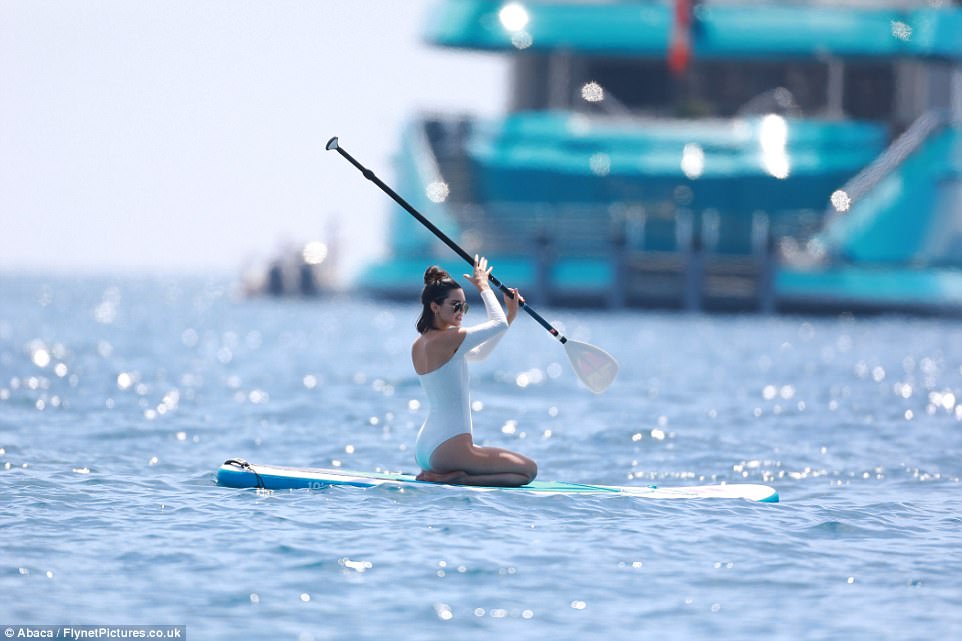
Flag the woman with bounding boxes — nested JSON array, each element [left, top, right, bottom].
[[412, 256, 538, 487]]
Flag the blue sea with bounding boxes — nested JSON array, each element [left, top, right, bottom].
[[2, 274, 960, 640]]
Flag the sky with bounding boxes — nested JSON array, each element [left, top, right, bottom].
[[0, 1, 507, 280]]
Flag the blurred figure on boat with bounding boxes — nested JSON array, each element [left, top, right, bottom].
[[241, 223, 340, 297]]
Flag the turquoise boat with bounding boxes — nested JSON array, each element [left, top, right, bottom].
[[360, 0, 962, 313]]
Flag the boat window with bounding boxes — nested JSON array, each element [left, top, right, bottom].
[[512, 53, 897, 122]]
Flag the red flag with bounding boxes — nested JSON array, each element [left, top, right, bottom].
[[668, 0, 693, 75]]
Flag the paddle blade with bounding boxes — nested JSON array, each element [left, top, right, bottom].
[[564, 340, 619, 394]]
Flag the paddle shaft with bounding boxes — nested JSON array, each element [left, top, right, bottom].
[[330, 140, 567, 343]]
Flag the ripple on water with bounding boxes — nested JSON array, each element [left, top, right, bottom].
[[4, 277, 962, 640]]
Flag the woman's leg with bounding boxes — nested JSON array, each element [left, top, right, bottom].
[[422, 434, 537, 487]]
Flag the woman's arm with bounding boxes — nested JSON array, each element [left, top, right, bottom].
[[455, 256, 508, 360], [463, 288, 509, 361]]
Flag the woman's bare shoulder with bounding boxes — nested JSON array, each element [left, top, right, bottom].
[[420, 328, 464, 347], [413, 329, 465, 374]]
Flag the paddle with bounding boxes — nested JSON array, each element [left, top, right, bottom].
[[326, 136, 619, 394]]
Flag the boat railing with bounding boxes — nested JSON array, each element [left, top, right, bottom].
[[440, 201, 807, 311], [823, 109, 949, 221], [703, 0, 933, 7], [411, 118, 448, 197], [417, 115, 477, 205], [511, 0, 933, 5], [788, 108, 953, 268], [447, 202, 818, 255]]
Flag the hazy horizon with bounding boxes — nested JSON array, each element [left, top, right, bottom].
[[0, 1, 507, 282]]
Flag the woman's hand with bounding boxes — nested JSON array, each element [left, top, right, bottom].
[[504, 288, 524, 324], [464, 255, 493, 292]]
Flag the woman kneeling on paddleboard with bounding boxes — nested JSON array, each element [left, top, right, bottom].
[[412, 256, 538, 487]]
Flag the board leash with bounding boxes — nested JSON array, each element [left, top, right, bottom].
[[223, 458, 265, 490]]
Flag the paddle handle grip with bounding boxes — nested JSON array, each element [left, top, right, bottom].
[[331, 142, 566, 343]]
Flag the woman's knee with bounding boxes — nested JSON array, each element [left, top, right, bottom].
[[501, 451, 536, 482], [523, 459, 538, 483]]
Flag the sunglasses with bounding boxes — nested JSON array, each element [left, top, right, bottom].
[[447, 300, 469, 314]]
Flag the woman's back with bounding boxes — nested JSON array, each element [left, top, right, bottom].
[[411, 328, 464, 375]]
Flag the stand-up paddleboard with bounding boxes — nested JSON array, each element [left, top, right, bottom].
[[217, 459, 779, 503]]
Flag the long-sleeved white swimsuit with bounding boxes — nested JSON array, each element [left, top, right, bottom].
[[414, 289, 508, 471]]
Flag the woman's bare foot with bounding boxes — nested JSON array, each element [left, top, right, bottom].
[[416, 470, 465, 484]]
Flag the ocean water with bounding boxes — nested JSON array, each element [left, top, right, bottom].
[[1, 274, 961, 640]]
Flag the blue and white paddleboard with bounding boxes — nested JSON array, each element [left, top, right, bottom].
[[217, 459, 779, 503]]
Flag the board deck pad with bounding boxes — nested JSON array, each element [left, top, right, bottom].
[[217, 460, 779, 503]]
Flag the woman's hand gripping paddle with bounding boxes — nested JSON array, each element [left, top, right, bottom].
[[326, 136, 619, 394]]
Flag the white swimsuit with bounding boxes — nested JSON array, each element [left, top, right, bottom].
[[415, 289, 509, 471]]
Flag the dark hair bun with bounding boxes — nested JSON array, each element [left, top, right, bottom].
[[423, 265, 450, 286]]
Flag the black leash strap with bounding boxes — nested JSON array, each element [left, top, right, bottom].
[[223, 458, 265, 490]]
